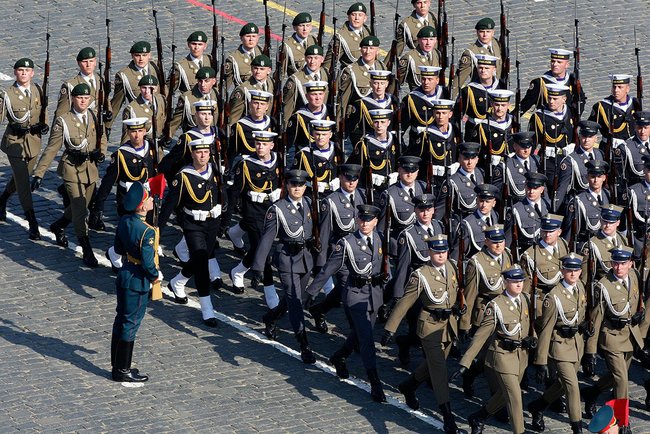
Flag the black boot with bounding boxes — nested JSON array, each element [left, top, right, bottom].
[[295, 329, 316, 364], [644, 379, 650, 410], [570, 421, 583, 433], [57, 183, 70, 209], [111, 334, 118, 368], [528, 397, 547, 432], [309, 302, 328, 334], [25, 209, 41, 240], [582, 386, 600, 419], [494, 407, 509, 423], [439, 402, 460, 434], [366, 368, 387, 403], [395, 335, 411, 365], [549, 398, 566, 414], [398, 374, 420, 410], [329, 347, 351, 379], [111, 340, 148, 382], [78, 236, 99, 267], [262, 299, 287, 340], [0, 189, 10, 221], [50, 217, 69, 247], [462, 361, 479, 397], [468, 406, 489, 434], [88, 209, 106, 231]]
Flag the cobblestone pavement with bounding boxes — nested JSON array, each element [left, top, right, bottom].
[[1, 1, 650, 432]]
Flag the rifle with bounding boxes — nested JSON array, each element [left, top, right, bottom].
[[163, 21, 176, 142], [530, 233, 539, 336], [448, 32, 455, 95], [640, 197, 650, 307], [329, 16, 345, 164], [103, 1, 112, 116], [151, 0, 166, 96], [513, 39, 521, 132], [382, 202, 391, 281], [569, 194, 578, 251], [39, 14, 50, 129], [539, 109, 548, 173], [213, 128, 225, 207], [393, 81, 402, 161], [263, 0, 271, 57], [271, 3, 288, 124], [571, 1, 582, 144], [606, 99, 619, 204], [439, 1, 449, 87], [436, 0, 443, 40], [584, 240, 595, 335], [457, 228, 466, 312], [444, 140, 453, 233], [384, 0, 400, 72], [219, 35, 230, 170], [97, 46, 105, 151], [635, 26, 644, 110], [151, 97, 160, 172], [369, 0, 376, 37], [317, 0, 326, 47], [483, 97, 493, 184], [211, 0, 219, 71], [499, 0, 510, 86], [310, 147, 321, 253], [425, 105, 434, 194]]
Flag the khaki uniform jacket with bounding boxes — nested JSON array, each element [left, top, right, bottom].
[[281, 34, 318, 77], [535, 280, 587, 365], [453, 38, 502, 92], [168, 86, 220, 137], [339, 58, 387, 119], [224, 45, 263, 91], [228, 78, 275, 127], [586, 270, 644, 354], [172, 54, 213, 94], [521, 239, 570, 295], [55, 72, 102, 119], [282, 67, 330, 125], [460, 292, 533, 375], [462, 248, 513, 331], [34, 110, 107, 183], [398, 47, 441, 90], [0, 82, 46, 159], [324, 22, 372, 70], [121, 94, 166, 144], [386, 262, 459, 343], [109, 61, 163, 124], [394, 11, 438, 57], [584, 232, 629, 284]]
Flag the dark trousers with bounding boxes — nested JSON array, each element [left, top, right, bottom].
[[343, 301, 378, 370], [242, 224, 274, 286], [181, 217, 219, 297], [112, 284, 149, 342], [5, 155, 38, 212], [279, 269, 311, 333]]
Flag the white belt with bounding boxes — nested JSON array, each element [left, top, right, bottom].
[[371, 172, 398, 186], [183, 204, 222, 221], [248, 188, 281, 203]]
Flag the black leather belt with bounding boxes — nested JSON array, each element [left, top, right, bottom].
[[282, 239, 314, 254], [497, 336, 521, 351], [555, 325, 579, 338], [424, 307, 452, 321], [65, 150, 90, 165], [607, 316, 630, 330], [349, 274, 383, 287]]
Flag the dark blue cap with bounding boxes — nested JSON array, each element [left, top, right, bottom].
[[561, 253, 583, 270], [586, 160, 609, 176], [610, 246, 633, 262], [398, 155, 421, 171], [502, 264, 525, 281], [459, 142, 481, 158], [357, 204, 381, 221], [413, 194, 436, 209], [541, 213, 563, 231], [484, 224, 506, 242], [634, 111, 650, 126], [525, 172, 547, 188], [601, 204, 623, 223], [587, 405, 616, 433], [427, 234, 449, 252], [579, 120, 600, 137], [286, 169, 309, 184], [123, 182, 148, 213], [512, 131, 535, 148], [474, 183, 499, 199], [339, 164, 362, 180]]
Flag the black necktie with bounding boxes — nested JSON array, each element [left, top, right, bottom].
[[198, 60, 203, 68], [470, 174, 477, 185], [515, 297, 521, 312], [297, 202, 304, 218], [597, 195, 603, 205], [367, 236, 373, 251], [524, 160, 530, 172], [534, 203, 542, 217], [589, 153, 594, 160], [409, 188, 415, 200], [349, 193, 354, 204], [24, 88, 30, 98], [486, 217, 492, 227], [427, 228, 434, 237]]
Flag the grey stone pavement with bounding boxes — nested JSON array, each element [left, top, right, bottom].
[[1, 0, 650, 432]]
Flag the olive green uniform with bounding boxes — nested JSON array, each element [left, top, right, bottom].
[[172, 54, 212, 94], [324, 22, 371, 70], [281, 34, 318, 77], [120, 94, 166, 145], [452, 39, 502, 94], [55, 72, 101, 119], [109, 61, 162, 128], [394, 11, 438, 57], [398, 47, 441, 90], [224, 45, 263, 91], [282, 67, 330, 125], [339, 58, 387, 120], [228, 77, 275, 126], [167, 86, 220, 137]]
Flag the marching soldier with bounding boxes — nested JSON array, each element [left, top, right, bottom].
[[324, 2, 371, 69], [32, 83, 107, 267], [292, 119, 338, 197], [157, 137, 222, 327], [398, 26, 441, 91], [394, 0, 438, 57], [434, 142, 484, 221], [501, 131, 542, 203], [384, 234, 462, 433], [452, 17, 502, 92], [89, 118, 156, 268], [454, 54, 502, 141], [586, 205, 628, 282], [529, 83, 574, 188], [562, 160, 610, 250], [345, 69, 397, 146], [521, 48, 586, 116], [528, 254, 588, 434], [505, 172, 550, 252], [556, 120, 605, 213], [457, 184, 500, 259], [339, 36, 388, 120], [347, 108, 398, 197], [282, 45, 329, 125], [307, 204, 388, 403], [252, 169, 317, 363], [286, 81, 332, 153], [228, 55, 274, 126], [228, 90, 274, 158], [627, 157, 650, 259], [224, 23, 263, 91], [0, 57, 48, 239], [453, 264, 537, 434], [281, 13, 318, 77], [109, 41, 162, 128], [402, 66, 448, 148], [617, 111, 650, 188], [110, 181, 159, 383], [309, 164, 366, 334], [170, 31, 213, 95], [588, 74, 638, 147], [165, 67, 220, 141], [120, 75, 166, 145], [583, 246, 645, 418], [229, 131, 281, 295], [55, 47, 104, 119]]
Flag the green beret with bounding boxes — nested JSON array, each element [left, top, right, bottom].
[[305, 45, 324, 56], [187, 31, 208, 43], [71, 83, 91, 96], [252, 55, 272, 67], [13, 58, 34, 69], [240, 23, 259, 36], [130, 41, 151, 54], [138, 75, 159, 86], [195, 67, 217, 79], [347, 2, 367, 14], [123, 182, 148, 213], [76, 47, 96, 61], [475, 17, 495, 30], [417, 26, 437, 39], [293, 12, 312, 26], [360, 35, 380, 47]]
